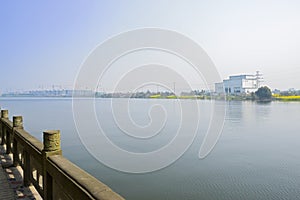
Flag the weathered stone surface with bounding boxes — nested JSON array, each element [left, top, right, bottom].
[[13, 116, 23, 128], [1, 110, 8, 119], [43, 130, 61, 152]]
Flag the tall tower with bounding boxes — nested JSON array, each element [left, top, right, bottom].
[[256, 71, 263, 88]]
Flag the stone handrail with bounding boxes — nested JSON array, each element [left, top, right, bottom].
[[0, 109, 124, 200]]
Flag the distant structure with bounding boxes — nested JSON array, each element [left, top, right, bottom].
[[215, 71, 263, 94], [1, 89, 96, 97]]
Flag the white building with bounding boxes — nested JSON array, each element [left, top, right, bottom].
[[215, 74, 260, 94]]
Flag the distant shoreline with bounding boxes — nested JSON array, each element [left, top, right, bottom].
[[1, 95, 300, 102]]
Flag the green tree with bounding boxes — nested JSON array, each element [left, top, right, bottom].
[[255, 86, 272, 101]]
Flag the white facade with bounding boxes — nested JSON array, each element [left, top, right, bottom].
[[215, 74, 258, 94]]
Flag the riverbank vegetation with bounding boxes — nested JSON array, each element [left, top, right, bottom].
[[3, 88, 299, 102], [272, 94, 300, 101]]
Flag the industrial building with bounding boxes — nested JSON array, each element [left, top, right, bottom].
[[215, 72, 262, 94]]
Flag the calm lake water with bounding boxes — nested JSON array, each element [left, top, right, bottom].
[[0, 98, 300, 200]]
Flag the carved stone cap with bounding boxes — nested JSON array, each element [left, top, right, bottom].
[[1, 110, 8, 119], [13, 116, 23, 128], [43, 130, 61, 151]]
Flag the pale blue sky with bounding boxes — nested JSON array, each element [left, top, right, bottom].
[[1, 0, 299, 92]]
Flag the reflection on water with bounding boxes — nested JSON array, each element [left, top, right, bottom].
[[0, 98, 300, 200]]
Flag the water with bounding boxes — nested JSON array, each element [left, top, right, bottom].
[[0, 98, 300, 200]]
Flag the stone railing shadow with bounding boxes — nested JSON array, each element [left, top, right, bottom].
[[0, 144, 39, 199]]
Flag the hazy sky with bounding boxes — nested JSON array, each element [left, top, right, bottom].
[[1, 0, 299, 92]]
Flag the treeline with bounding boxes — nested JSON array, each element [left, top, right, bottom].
[[96, 90, 209, 98]]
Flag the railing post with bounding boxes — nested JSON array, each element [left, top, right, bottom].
[[13, 116, 23, 167], [12, 116, 30, 186], [0, 110, 8, 145], [13, 116, 23, 129], [1, 110, 8, 119], [23, 150, 31, 186], [5, 112, 13, 154], [42, 130, 62, 200], [0, 107, 1, 143]]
